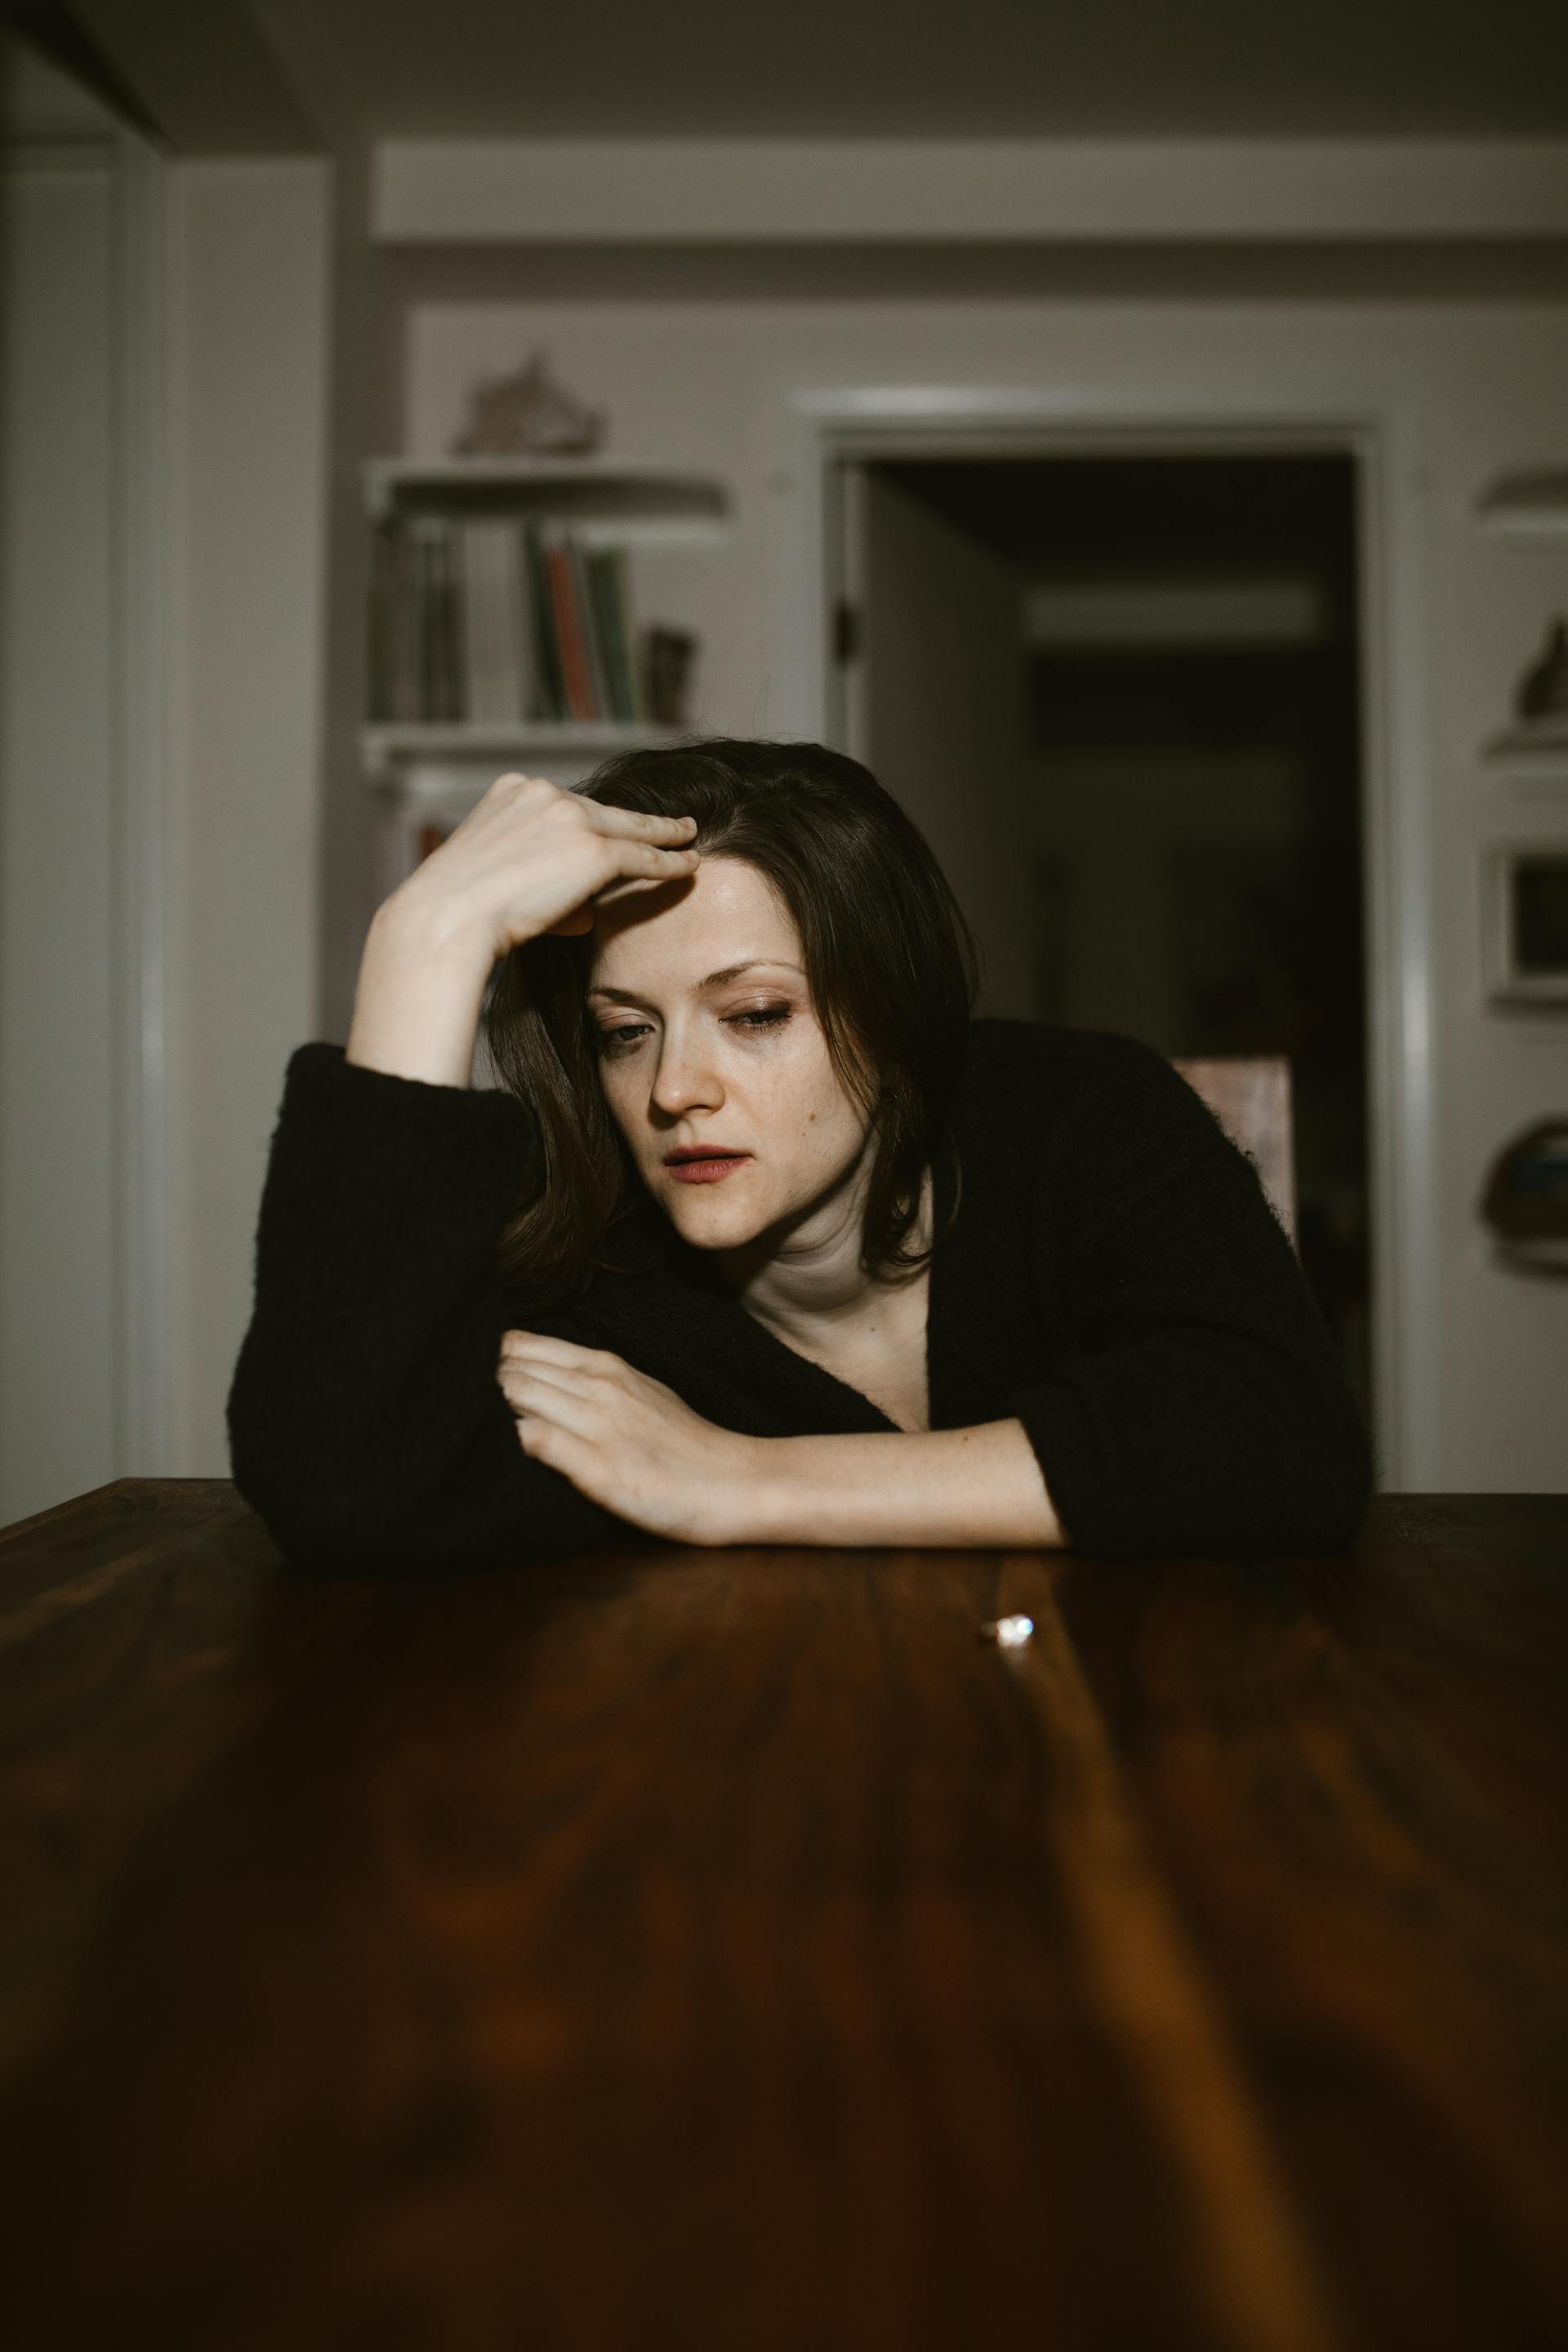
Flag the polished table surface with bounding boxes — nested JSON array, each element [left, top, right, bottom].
[[0, 1483, 1565, 2352]]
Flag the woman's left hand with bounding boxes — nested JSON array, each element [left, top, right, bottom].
[[497, 1330, 760, 1546]]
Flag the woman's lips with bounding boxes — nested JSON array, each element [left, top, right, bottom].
[[666, 1154, 751, 1184]]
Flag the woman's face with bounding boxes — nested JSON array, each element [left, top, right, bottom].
[[586, 853, 875, 1254]]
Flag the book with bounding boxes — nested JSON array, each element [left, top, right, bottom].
[[586, 546, 635, 721], [460, 518, 524, 724], [545, 528, 595, 721], [410, 519, 441, 720], [368, 511, 691, 733], [570, 535, 613, 721], [521, 523, 564, 720], [393, 527, 423, 720], [438, 520, 464, 720], [367, 519, 393, 719], [412, 517, 465, 721], [613, 548, 649, 721], [510, 521, 540, 720]]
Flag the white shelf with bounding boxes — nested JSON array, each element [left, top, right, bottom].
[[1473, 469, 1568, 537], [361, 719, 688, 782], [1494, 1236, 1568, 1272], [361, 461, 724, 862], [1482, 716, 1568, 768], [363, 455, 733, 544]]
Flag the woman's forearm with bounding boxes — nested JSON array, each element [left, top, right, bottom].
[[735, 1419, 1067, 1548], [345, 889, 497, 1089]]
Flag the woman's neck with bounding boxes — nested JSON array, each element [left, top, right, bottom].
[[717, 1161, 934, 1343]]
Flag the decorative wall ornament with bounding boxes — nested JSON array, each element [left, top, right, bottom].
[[450, 348, 607, 458], [1482, 845, 1568, 1007], [1478, 1118, 1568, 1275], [1513, 616, 1568, 728]]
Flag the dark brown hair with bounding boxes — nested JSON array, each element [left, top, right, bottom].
[[481, 736, 978, 1310]]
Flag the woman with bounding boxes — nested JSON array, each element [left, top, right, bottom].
[[227, 737, 1374, 1573]]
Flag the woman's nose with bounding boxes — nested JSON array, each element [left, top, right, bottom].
[[649, 1027, 723, 1116]]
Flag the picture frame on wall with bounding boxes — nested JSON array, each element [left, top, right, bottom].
[[1482, 844, 1568, 1008]]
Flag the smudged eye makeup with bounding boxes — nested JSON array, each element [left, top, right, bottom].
[[595, 1004, 794, 1055]]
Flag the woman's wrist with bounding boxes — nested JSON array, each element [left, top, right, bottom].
[[345, 888, 499, 1089], [726, 1424, 1065, 1549]]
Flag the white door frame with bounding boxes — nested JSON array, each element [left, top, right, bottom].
[[0, 118, 173, 1501], [763, 388, 1437, 1492], [109, 127, 174, 1477]]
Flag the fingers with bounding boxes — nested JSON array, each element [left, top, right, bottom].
[[499, 1366, 604, 1441], [588, 802, 699, 847], [492, 773, 694, 845], [612, 838, 702, 883], [479, 779, 699, 936], [497, 1336, 628, 1437], [581, 801, 697, 862], [500, 1330, 623, 1371], [548, 791, 697, 874], [497, 1356, 584, 1399]]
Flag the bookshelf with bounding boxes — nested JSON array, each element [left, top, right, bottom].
[[361, 719, 690, 782], [364, 456, 732, 541], [1469, 466, 1568, 781], [1472, 469, 1568, 537], [1481, 715, 1568, 774], [1467, 466, 1568, 1024], [360, 455, 733, 884]]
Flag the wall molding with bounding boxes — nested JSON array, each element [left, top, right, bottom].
[[373, 137, 1568, 245], [110, 127, 175, 1474], [760, 393, 1433, 1486]]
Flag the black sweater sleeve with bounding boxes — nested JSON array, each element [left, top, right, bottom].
[[225, 1044, 644, 1575], [1005, 1031, 1377, 1557]]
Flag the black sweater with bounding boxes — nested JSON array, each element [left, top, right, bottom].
[[225, 1018, 1376, 1572]]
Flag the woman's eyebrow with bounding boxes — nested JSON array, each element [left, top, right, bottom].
[[586, 960, 804, 1003]]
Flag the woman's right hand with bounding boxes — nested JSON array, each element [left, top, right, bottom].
[[391, 772, 700, 965]]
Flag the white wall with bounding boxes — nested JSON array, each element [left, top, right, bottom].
[[0, 28, 335, 1517], [394, 295, 1568, 1492], [0, 132, 118, 1523], [315, 134, 378, 1075], [163, 158, 331, 1476]]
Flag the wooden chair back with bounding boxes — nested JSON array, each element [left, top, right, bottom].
[[1170, 1054, 1298, 1251]]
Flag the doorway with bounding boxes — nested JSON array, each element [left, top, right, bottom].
[[830, 445, 1372, 1423]]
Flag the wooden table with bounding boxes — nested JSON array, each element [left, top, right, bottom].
[[1, 1484, 1565, 2351]]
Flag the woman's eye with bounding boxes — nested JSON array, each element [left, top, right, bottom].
[[595, 1007, 790, 1053]]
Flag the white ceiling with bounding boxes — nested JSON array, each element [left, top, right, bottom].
[[64, 0, 1568, 148], [1, 33, 119, 137], [270, 0, 1568, 139]]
